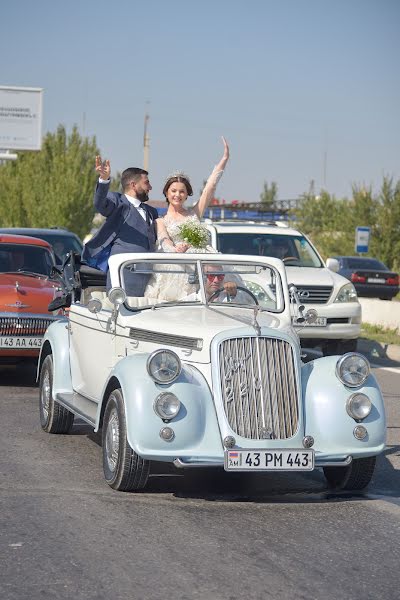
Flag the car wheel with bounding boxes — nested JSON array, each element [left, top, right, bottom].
[[323, 456, 376, 491], [102, 388, 150, 491], [39, 354, 74, 434], [322, 339, 358, 356]]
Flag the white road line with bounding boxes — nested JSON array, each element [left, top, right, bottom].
[[371, 364, 400, 373]]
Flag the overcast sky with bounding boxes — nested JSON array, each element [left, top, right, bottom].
[[1, 0, 399, 203]]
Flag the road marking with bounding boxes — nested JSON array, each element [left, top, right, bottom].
[[371, 364, 400, 373]]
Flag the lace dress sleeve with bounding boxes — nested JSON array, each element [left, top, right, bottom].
[[156, 217, 177, 252]]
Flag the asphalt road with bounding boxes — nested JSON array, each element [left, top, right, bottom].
[[0, 363, 399, 600]]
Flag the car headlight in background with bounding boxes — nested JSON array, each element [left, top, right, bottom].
[[242, 281, 267, 301], [336, 353, 370, 387], [334, 282, 358, 303], [346, 393, 372, 420], [147, 349, 181, 384], [154, 392, 181, 420]]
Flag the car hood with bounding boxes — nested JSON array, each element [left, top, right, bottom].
[[0, 273, 59, 313], [284, 266, 346, 287], [119, 304, 294, 363]]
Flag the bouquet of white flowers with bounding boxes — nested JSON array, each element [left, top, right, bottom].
[[178, 221, 209, 249]]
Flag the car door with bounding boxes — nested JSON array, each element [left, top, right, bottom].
[[68, 302, 116, 400]]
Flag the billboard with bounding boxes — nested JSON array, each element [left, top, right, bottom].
[[0, 86, 43, 151]]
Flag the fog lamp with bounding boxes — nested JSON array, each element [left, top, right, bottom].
[[346, 393, 372, 421], [303, 435, 314, 448], [353, 425, 368, 440], [154, 392, 181, 421], [224, 436, 236, 448], [336, 353, 370, 388], [147, 349, 181, 384], [160, 427, 175, 442]]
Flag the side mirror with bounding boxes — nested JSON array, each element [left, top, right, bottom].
[[48, 293, 72, 312], [50, 266, 63, 278], [87, 298, 102, 313], [326, 258, 339, 273]]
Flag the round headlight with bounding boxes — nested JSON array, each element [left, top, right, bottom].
[[346, 393, 372, 420], [147, 350, 181, 384], [154, 392, 181, 420], [336, 353, 370, 388]]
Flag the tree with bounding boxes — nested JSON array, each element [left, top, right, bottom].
[[260, 181, 278, 208], [0, 125, 99, 239]]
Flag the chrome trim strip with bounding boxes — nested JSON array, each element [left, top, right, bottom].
[[130, 328, 203, 350], [315, 456, 352, 466], [173, 458, 224, 468]]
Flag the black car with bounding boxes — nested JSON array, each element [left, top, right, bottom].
[[332, 256, 399, 300], [0, 227, 83, 263]]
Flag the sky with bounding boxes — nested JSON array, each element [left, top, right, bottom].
[[1, 0, 399, 204]]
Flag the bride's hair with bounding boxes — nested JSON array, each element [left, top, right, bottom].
[[163, 173, 193, 203]]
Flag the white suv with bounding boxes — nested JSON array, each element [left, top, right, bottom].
[[205, 220, 361, 355]]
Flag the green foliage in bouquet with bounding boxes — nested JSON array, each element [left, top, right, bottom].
[[178, 221, 209, 249]]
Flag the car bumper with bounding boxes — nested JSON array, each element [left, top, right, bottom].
[[296, 301, 361, 340]]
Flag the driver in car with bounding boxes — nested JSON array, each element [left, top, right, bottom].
[[181, 264, 239, 303]]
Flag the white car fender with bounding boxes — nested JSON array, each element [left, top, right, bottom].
[[37, 319, 73, 395]]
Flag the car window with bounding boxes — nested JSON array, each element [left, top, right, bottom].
[[33, 234, 82, 258], [216, 233, 323, 267], [0, 244, 54, 275], [347, 258, 386, 270], [119, 259, 283, 312]]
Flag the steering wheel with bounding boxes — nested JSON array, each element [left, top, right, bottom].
[[283, 256, 300, 263], [208, 285, 259, 304]]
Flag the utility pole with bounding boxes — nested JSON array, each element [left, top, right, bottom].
[[143, 103, 150, 171]]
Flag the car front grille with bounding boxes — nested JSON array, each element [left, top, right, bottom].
[[0, 314, 58, 336], [218, 337, 299, 440], [295, 285, 333, 304]]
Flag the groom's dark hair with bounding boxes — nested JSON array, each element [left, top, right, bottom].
[[121, 167, 148, 192]]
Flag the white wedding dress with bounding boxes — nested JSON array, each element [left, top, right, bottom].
[[144, 211, 217, 302]]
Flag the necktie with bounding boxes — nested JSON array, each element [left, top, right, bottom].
[[139, 202, 151, 225]]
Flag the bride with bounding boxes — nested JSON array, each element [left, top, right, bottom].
[[145, 137, 230, 301]]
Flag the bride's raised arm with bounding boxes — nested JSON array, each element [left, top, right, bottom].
[[192, 136, 229, 219]]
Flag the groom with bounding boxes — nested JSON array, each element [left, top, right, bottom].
[[82, 156, 159, 295]]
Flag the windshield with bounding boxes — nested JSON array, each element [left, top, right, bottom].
[[216, 233, 323, 267], [119, 259, 284, 312], [0, 244, 55, 276], [36, 234, 83, 259]]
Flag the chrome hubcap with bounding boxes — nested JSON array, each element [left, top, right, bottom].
[[105, 406, 120, 472], [41, 370, 50, 419]]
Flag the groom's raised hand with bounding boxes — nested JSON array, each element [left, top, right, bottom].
[[95, 155, 111, 180]]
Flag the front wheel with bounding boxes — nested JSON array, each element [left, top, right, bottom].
[[39, 354, 74, 434], [102, 388, 150, 491], [323, 456, 376, 491]]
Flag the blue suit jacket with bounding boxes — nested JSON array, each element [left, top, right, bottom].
[[82, 182, 159, 263]]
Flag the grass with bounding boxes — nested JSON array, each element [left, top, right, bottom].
[[360, 323, 400, 346]]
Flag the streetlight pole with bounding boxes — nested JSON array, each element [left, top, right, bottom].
[[143, 107, 150, 171]]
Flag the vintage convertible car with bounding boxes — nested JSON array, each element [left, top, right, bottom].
[[0, 234, 64, 364], [38, 252, 386, 493]]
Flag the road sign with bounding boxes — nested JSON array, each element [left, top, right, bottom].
[[355, 226, 370, 253]]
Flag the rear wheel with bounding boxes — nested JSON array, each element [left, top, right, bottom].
[[323, 456, 376, 491], [102, 388, 150, 491], [39, 354, 74, 433]]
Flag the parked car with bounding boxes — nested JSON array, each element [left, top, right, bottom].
[[38, 251, 385, 493], [204, 221, 361, 355], [0, 227, 83, 262], [326, 256, 399, 300], [0, 234, 65, 364]]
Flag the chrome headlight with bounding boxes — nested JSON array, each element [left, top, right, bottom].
[[336, 353, 370, 387], [346, 393, 372, 420], [147, 350, 181, 384], [154, 392, 181, 420], [334, 282, 358, 303]]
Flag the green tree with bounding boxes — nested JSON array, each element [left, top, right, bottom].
[[0, 125, 99, 239], [260, 181, 278, 208]]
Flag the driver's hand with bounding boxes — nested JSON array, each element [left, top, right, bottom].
[[223, 281, 237, 297]]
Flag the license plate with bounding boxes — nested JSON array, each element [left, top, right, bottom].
[[367, 278, 385, 284], [0, 337, 42, 348], [224, 449, 314, 471], [293, 317, 327, 327]]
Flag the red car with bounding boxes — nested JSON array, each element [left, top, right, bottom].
[[0, 234, 64, 364]]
